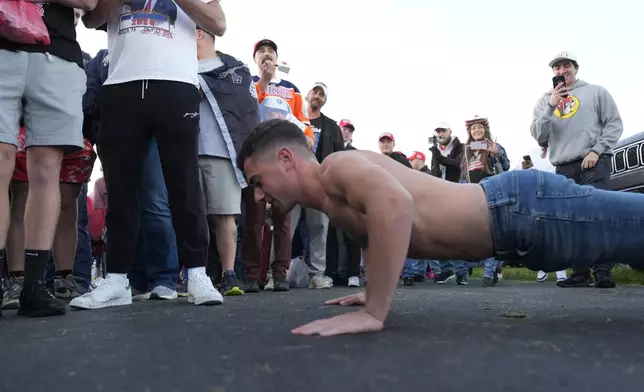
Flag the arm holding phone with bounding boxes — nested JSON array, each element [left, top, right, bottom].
[[530, 77, 569, 146]]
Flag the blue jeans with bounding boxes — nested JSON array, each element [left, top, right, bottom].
[[481, 257, 501, 278], [402, 259, 428, 278], [428, 260, 468, 276], [129, 139, 179, 291], [73, 183, 92, 290], [481, 169, 644, 272]]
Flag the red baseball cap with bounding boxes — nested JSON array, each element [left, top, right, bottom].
[[408, 151, 426, 161], [253, 39, 278, 57], [338, 119, 354, 130], [378, 132, 395, 142]]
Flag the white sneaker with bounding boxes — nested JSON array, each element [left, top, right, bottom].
[[187, 267, 223, 306], [150, 285, 178, 300], [264, 277, 274, 291], [536, 271, 548, 282], [309, 275, 332, 289], [70, 273, 132, 310], [555, 270, 568, 282], [348, 276, 360, 287]]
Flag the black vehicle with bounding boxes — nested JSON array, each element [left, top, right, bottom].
[[607, 131, 644, 193]]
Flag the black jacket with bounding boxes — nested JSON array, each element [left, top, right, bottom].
[[419, 165, 431, 174], [429, 137, 464, 182], [389, 151, 412, 168], [199, 51, 261, 156], [82, 49, 109, 143], [312, 113, 345, 162]]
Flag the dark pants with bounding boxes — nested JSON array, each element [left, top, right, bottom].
[[130, 139, 179, 291], [555, 154, 613, 277], [325, 225, 361, 279], [97, 80, 207, 273], [241, 187, 291, 282]]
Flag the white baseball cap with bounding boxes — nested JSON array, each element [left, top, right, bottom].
[[549, 51, 578, 67], [433, 121, 451, 131]]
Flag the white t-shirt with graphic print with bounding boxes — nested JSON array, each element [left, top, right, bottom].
[[104, 0, 207, 86]]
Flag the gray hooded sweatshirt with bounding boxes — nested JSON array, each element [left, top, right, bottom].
[[530, 79, 623, 166]]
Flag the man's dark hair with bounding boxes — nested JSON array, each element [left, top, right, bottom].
[[236, 119, 310, 174]]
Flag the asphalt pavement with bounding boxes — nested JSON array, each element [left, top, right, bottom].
[[1, 279, 643, 392]]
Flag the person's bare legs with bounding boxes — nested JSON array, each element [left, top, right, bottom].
[[213, 214, 243, 295], [52, 183, 82, 273], [213, 215, 237, 273], [0, 144, 16, 271], [3, 180, 27, 309], [7, 181, 28, 274], [24, 146, 63, 250], [51, 183, 83, 299], [18, 146, 67, 316]]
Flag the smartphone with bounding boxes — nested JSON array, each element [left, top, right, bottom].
[[470, 141, 488, 150], [277, 62, 290, 74], [552, 75, 568, 97], [523, 155, 532, 162]]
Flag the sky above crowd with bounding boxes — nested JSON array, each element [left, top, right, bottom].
[[78, 0, 643, 177]]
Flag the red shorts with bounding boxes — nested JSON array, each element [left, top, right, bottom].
[[13, 127, 96, 184]]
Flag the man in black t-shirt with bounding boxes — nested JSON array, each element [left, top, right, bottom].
[[0, 0, 95, 318]]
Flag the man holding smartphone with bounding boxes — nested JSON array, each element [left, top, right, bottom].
[[530, 51, 623, 289]]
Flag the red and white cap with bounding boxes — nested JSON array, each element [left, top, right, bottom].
[[465, 115, 489, 129], [408, 151, 426, 161], [378, 132, 395, 142], [338, 119, 354, 130]]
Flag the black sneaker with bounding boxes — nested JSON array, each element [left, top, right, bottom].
[[593, 271, 616, 289], [482, 277, 494, 287], [434, 271, 454, 284], [556, 274, 592, 288], [242, 280, 261, 293], [456, 274, 468, 285], [413, 274, 426, 282], [272, 275, 290, 292], [403, 277, 415, 286], [17, 280, 67, 317], [220, 270, 244, 296]]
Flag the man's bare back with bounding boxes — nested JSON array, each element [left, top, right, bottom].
[[314, 150, 494, 262]]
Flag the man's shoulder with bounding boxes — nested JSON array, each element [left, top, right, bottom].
[[276, 79, 300, 93]]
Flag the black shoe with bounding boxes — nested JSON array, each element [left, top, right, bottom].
[[556, 274, 592, 288], [482, 277, 494, 287], [413, 274, 426, 282], [456, 274, 468, 285], [17, 280, 67, 317], [403, 277, 415, 286], [272, 275, 290, 292], [434, 271, 454, 284], [593, 271, 616, 289], [220, 270, 244, 296], [242, 280, 261, 293]]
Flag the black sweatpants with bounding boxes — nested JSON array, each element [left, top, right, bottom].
[[97, 80, 207, 273], [556, 155, 613, 276], [325, 225, 362, 279]]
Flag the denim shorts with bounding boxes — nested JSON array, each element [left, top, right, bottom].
[[480, 169, 644, 272]]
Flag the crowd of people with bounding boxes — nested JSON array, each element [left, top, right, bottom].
[[0, 0, 627, 322]]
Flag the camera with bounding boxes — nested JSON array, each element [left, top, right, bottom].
[[428, 136, 437, 145]]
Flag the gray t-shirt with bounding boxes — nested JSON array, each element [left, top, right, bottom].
[[198, 57, 230, 159]]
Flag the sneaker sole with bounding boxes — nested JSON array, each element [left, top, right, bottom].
[[70, 297, 132, 310], [188, 296, 223, 306], [272, 286, 290, 292], [2, 299, 19, 310], [150, 292, 178, 300], [17, 306, 67, 317]]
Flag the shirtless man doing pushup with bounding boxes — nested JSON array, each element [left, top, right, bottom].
[[237, 119, 644, 337]]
